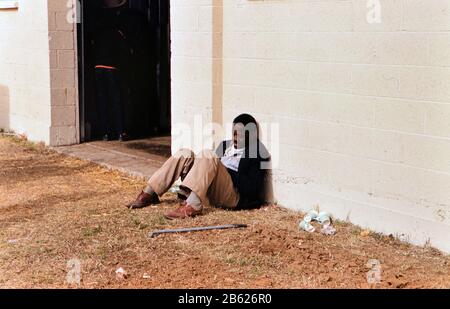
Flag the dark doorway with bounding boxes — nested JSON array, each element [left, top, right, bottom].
[[77, 0, 171, 142]]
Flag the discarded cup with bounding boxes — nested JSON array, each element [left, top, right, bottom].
[[317, 212, 332, 226], [308, 210, 319, 218], [299, 220, 315, 233], [304, 210, 319, 223], [321, 224, 336, 236]]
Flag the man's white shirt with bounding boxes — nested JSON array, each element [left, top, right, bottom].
[[220, 146, 245, 172]]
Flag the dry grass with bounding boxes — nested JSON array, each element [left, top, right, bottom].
[[0, 135, 449, 289]]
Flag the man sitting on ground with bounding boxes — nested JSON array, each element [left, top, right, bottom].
[[126, 114, 271, 219]]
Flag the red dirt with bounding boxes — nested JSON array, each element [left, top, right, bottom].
[[0, 136, 449, 288]]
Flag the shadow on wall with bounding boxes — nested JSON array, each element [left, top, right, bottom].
[[209, 2, 275, 206], [260, 127, 274, 206], [0, 84, 9, 131], [263, 161, 275, 206]]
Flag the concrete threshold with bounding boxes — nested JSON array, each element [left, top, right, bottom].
[[52, 138, 170, 181]]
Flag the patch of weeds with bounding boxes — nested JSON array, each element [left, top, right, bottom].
[[87, 209, 99, 215], [139, 224, 150, 230], [83, 226, 102, 237], [238, 257, 262, 267], [149, 215, 167, 228], [370, 232, 385, 241], [250, 266, 262, 276], [333, 219, 347, 227], [223, 255, 262, 268], [237, 258, 250, 267], [96, 246, 112, 260], [224, 257, 237, 265], [3, 134, 48, 154], [132, 218, 150, 230], [349, 226, 363, 236]]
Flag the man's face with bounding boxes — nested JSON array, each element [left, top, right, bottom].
[[233, 123, 246, 149]]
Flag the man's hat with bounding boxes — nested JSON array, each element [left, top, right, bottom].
[[102, 0, 127, 8]]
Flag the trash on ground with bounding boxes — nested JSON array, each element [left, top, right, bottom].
[[303, 210, 319, 223], [7, 239, 18, 244], [299, 220, 316, 233], [321, 224, 337, 236], [299, 210, 336, 235], [143, 273, 151, 279], [115, 267, 128, 280], [317, 212, 332, 226]]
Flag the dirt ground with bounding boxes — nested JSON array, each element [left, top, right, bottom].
[[0, 135, 449, 289]]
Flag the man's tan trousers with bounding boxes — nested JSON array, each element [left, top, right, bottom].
[[147, 149, 240, 209]]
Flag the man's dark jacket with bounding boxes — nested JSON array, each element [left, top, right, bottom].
[[216, 140, 271, 209]]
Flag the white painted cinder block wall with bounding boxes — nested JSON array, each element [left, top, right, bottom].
[[0, 0, 78, 146], [170, 0, 450, 253], [0, 0, 52, 143]]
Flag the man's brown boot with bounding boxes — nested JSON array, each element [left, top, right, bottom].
[[126, 191, 160, 209], [164, 203, 202, 220]]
